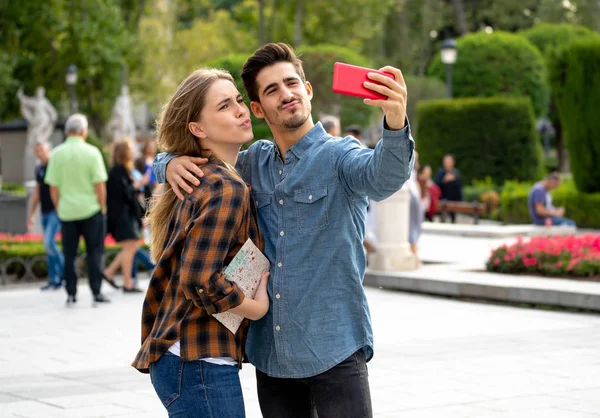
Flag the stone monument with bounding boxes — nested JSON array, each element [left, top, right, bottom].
[[17, 87, 57, 184], [368, 186, 420, 271], [106, 85, 136, 143]]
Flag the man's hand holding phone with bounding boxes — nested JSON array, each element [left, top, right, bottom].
[[363, 66, 407, 130], [332, 63, 407, 130]]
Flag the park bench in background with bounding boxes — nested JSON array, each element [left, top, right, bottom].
[[438, 200, 487, 224]]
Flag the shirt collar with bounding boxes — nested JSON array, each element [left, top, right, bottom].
[[66, 136, 84, 142], [273, 122, 326, 160]]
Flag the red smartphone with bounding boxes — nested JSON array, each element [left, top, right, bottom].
[[332, 62, 395, 100]]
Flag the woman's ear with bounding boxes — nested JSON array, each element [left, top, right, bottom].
[[189, 121, 207, 139]]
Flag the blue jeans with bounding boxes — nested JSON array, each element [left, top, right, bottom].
[[41, 211, 64, 285], [150, 352, 245, 418], [551, 216, 577, 227], [132, 248, 155, 280]]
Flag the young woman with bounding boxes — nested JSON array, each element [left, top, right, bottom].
[[104, 139, 147, 292], [131, 69, 269, 418]]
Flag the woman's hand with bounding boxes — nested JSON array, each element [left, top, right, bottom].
[[229, 271, 270, 321]]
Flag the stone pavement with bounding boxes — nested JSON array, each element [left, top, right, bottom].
[[1, 279, 600, 417]]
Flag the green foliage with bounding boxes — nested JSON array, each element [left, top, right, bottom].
[[416, 97, 544, 186], [404, 76, 446, 133], [522, 23, 600, 57], [0, 0, 132, 132], [499, 178, 600, 228], [548, 38, 600, 193], [0, 183, 26, 196], [206, 54, 272, 142], [297, 44, 376, 128], [427, 32, 550, 117], [463, 177, 499, 202]]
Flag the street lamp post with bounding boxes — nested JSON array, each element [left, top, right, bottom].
[[441, 39, 457, 99], [65, 65, 78, 114]]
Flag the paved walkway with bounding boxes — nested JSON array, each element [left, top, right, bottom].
[[1, 279, 600, 417]]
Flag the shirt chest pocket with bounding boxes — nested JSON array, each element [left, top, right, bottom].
[[294, 186, 329, 235]]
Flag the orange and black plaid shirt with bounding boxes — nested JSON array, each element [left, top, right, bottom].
[[131, 158, 263, 373]]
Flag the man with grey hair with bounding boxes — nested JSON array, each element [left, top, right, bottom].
[[321, 114, 341, 137], [45, 114, 110, 306]]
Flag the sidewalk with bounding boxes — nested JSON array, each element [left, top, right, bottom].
[[1, 279, 600, 417]]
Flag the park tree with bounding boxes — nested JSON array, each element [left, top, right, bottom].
[[522, 23, 600, 172]]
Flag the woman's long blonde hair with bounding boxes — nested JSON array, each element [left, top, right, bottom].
[[148, 68, 235, 262]]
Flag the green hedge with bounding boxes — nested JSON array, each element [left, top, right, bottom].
[[416, 97, 544, 186], [549, 39, 600, 193], [404, 76, 446, 134], [206, 54, 272, 144], [427, 32, 550, 117], [500, 179, 600, 228]]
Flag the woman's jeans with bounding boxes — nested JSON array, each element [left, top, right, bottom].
[[150, 352, 245, 418], [41, 211, 64, 285], [131, 248, 155, 280]]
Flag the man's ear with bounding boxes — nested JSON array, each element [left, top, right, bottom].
[[305, 81, 314, 101], [250, 101, 265, 120], [188, 121, 207, 139]]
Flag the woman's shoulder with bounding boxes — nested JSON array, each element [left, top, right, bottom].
[[187, 162, 248, 201]]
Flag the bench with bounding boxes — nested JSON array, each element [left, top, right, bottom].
[[438, 200, 486, 224]]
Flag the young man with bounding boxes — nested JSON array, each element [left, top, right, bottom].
[[45, 114, 111, 306], [528, 172, 576, 227], [27, 141, 64, 290], [153, 43, 414, 417]]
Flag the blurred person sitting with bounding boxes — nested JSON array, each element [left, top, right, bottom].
[[321, 114, 341, 137], [27, 141, 64, 290], [528, 172, 576, 227], [103, 139, 148, 292], [418, 164, 441, 222], [434, 154, 463, 223], [44, 113, 110, 306]]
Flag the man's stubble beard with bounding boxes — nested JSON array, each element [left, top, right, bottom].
[[264, 99, 312, 131]]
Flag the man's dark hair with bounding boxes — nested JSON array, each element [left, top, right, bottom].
[[241, 42, 306, 103], [546, 171, 561, 181], [344, 124, 362, 137]]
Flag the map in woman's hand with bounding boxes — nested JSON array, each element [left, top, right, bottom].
[[213, 239, 270, 334]]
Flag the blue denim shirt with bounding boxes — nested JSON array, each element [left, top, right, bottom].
[[154, 120, 414, 378]]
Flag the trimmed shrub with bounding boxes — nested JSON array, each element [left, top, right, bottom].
[[428, 32, 550, 117], [522, 23, 600, 58], [296, 44, 376, 128], [206, 54, 272, 144], [404, 76, 446, 134], [416, 97, 544, 186], [548, 39, 600, 193]]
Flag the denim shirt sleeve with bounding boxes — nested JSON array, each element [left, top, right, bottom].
[[153, 152, 176, 184], [153, 150, 249, 184], [337, 117, 415, 201]]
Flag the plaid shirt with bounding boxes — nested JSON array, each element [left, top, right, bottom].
[[131, 158, 263, 373]]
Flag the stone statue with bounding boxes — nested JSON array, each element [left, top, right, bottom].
[[106, 85, 136, 142], [17, 86, 58, 146]]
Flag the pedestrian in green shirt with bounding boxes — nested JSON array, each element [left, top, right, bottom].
[[45, 113, 110, 306]]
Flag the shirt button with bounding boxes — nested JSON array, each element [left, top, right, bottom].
[[280, 231, 285, 236], [279, 170, 283, 175], [277, 262, 282, 268], [198, 289, 204, 293], [279, 199, 284, 205], [275, 325, 281, 331], [275, 294, 281, 299], [308, 195, 313, 200]]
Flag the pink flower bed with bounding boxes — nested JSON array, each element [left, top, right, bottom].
[[487, 234, 600, 279]]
